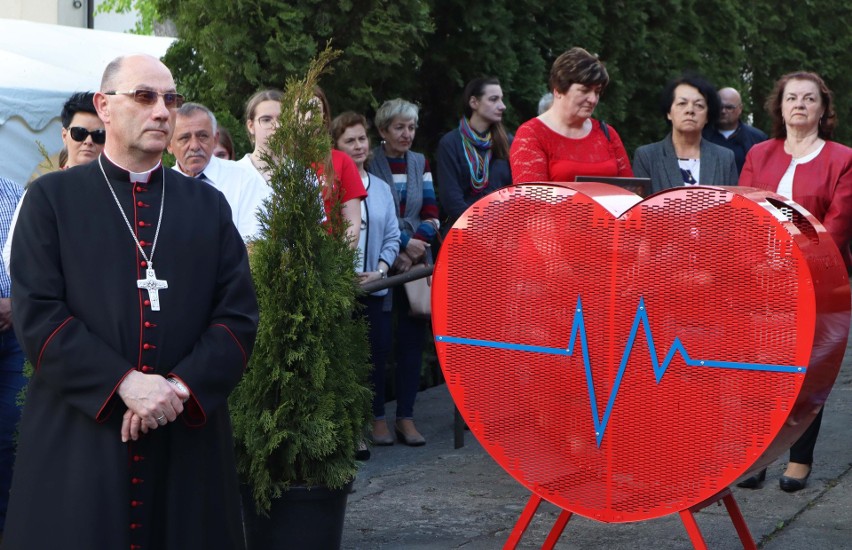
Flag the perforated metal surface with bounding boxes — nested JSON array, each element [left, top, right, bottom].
[[433, 183, 850, 522]]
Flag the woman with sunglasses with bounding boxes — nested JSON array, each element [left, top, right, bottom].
[[61, 92, 106, 168], [3, 92, 106, 273]]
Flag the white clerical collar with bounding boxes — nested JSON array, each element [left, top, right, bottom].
[[103, 151, 162, 183]]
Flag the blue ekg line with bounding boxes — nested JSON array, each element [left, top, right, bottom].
[[435, 296, 806, 447]]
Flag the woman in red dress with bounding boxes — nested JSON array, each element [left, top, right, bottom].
[[510, 47, 632, 184]]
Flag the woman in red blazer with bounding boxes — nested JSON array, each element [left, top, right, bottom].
[[738, 71, 852, 492]]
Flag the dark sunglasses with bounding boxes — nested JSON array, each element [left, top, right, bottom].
[[68, 126, 106, 144], [104, 89, 186, 109]]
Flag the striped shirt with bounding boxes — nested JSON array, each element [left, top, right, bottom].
[[0, 177, 24, 297], [386, 157, 439, 247]]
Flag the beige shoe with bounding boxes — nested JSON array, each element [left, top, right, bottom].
[[370, 419, 394, 446], [395, 418, 426, 446]]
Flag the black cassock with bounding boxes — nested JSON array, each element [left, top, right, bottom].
[[4, 157, 258, 550]]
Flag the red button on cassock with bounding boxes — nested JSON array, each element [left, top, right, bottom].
[[131, 477, 143, 484], [137, 201, 145, 207], [143, 299, 151, 306], [138, 221, 146, 227], [130, 499, 143, 506], [132, 455, 144, 462], [136, 186, 143, 192], [144, 322, 152, 328], [143, 343, 151, 350], [140, 261, 147, 268], [141, 365, 153, 373]]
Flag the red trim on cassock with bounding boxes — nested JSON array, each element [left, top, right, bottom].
[[212, 323, 248, 368], [96, 368, 137, 423], [36, 316, 74, 370]]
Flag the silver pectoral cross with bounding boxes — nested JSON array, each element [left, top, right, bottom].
[[137, 265, 168, 311]]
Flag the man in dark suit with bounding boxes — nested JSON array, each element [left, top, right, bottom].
[[703, 87, 768, 174]]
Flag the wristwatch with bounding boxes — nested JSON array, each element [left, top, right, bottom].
[[167, 377, 190, 403], [378, 268, 387, 279]]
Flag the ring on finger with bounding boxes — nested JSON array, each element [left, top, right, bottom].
[[156, 414, 167, 425]]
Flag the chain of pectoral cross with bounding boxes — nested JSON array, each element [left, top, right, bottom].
[[98, 157, 169, 311]]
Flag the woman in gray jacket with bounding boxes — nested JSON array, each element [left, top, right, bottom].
[[332, 112, 401, 448], [633, 74, 738, 194]]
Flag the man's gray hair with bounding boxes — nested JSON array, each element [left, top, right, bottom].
[[537, 92, 554, 115], [177, 102, 218, 134], [100, 56, 125, 91]]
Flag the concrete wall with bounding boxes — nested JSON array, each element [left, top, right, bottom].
[[0, 0, 138, 33]]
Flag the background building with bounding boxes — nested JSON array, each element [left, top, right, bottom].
[[0, 9, 173, 183], [1, 0, 137, 32]]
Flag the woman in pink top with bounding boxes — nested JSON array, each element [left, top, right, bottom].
[[510, 47, 633, 183]]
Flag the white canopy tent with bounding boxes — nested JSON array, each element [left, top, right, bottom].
[[0, 18, 174, 185]]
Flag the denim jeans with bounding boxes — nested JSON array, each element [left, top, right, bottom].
[[0, 329, 26, 532]]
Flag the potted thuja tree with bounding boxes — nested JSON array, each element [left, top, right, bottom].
[[230, 49, 372, 549]]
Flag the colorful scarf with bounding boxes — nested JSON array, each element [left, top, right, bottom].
[[459, 117, 492, 192]]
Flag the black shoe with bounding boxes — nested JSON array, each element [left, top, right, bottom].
[[355, 440, 371, 461], [779, 467, 811, 493], [736, 468, 766, 489]]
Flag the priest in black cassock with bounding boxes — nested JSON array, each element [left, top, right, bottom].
[[2, 54, 258, 550]]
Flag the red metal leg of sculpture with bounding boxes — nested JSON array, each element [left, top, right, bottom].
[[503, 494, 543, 550], [679, 488, 756, 550], [542, 510, 573, 549]]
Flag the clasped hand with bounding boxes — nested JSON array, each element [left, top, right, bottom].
[[118, 370, 190, 442], [357, 271, 382, 285]]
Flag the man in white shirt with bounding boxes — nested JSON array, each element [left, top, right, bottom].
[[168, 102, 270, 241]]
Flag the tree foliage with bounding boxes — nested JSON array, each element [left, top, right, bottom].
[[95, 0, 161, 34], [743, 0, 852, 141], [228, 46, 372, 513], [150, 0, 433, 157], [111, 0, 851, 156]]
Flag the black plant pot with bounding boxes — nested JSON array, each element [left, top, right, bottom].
[[242, 480, 353, 550]]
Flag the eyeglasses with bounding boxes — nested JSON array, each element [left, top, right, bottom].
[[255, 115, 278, 129], [67, 126, 106, 144], [104, 90, 186, 109], [721, 104, 741, 111]]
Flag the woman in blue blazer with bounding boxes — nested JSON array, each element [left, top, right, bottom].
[[633, 74, 738, 194]]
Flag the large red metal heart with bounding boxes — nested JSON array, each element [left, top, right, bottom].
[[432, 183, 849, 522]]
